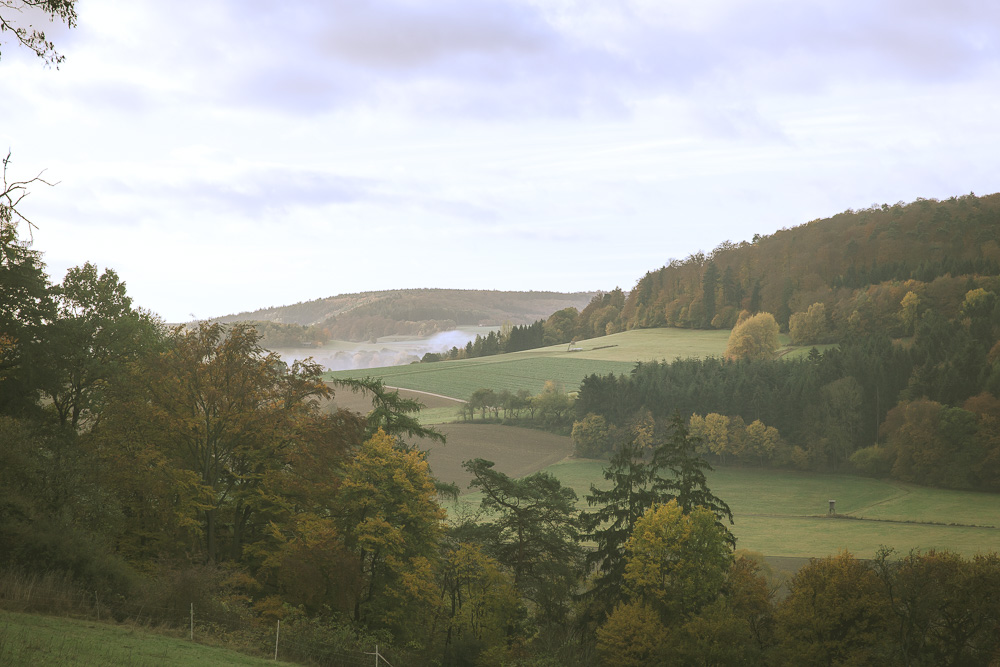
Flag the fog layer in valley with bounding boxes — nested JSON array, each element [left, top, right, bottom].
[[273, 327, 498, 371]]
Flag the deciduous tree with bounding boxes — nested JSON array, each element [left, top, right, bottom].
[[774, 551, 892, 665], [623, 500, 733, 623], [336, 429, 445, 641], [725, 312, 780, 361], [40, 262, 161, 429]]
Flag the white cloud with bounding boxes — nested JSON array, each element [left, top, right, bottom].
[[2, 0, 998, 322]]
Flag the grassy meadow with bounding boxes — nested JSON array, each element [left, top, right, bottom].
[[328, 326, 1000, 561], [539, 461, 1000, 558], [0, 610, 287, 667], [325, 327, 733, 400], [450, 460, 1000, 559]]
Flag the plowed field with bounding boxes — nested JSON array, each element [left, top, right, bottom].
[[423, 423, 573, 491]]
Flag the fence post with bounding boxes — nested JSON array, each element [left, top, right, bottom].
[[274, 619, 280, 661], [190, 603, 194, 641]]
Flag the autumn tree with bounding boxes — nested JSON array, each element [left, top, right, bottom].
[[336, 429, 445, 643], [624, 501, 733, 621], [98, 322, 337, 564], [436, 541, 521, 663], [874, 547, 1000, 665], [899, 290, 920, 336], [572, 413, 612, 457], [773, 551, 892, 664], [596, 500, 734, 665], [701, 261, 719, 327], [543, 307, 579, 345], [788, 302, 829, 345], [743, 419, 780, 466], [595, 600, 670, 666], [883, 399, 979, 489], [581, 412, 733, 620], [725, 312, 780, 361], [534, 379, 573, 423]]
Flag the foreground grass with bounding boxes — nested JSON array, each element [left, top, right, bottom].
[[326, 328, 734, 400], [455, 460, 1000, 559], [0, 610, 286, 667]]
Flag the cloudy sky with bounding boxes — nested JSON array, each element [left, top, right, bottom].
[[2, 0, 998, 323]]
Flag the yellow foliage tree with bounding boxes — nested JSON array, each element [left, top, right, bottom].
[[725, 312, 780, 361], [596, 601, 669, 666], [788, 302, 828, 345], [899, 290, 920, 336], [437, 543, 520, 655], [622, 500, 733, 623], [336, 428, 446, 644]]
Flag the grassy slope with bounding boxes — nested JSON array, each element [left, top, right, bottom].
[[329, 326, 1000, 559], [537, 461, 1000, 558], [0, 610, 287, 667], [326, 328, 732, 400]]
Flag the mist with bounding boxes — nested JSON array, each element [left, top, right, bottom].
[[273, 327, 498, 372]]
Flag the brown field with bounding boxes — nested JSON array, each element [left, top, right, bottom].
[[326, 383, 465, 414], [423, 423, 573, 491]]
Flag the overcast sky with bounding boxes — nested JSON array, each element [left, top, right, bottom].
[[2, 0, 998, 323]]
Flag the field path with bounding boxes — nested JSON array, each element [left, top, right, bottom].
[[842, 480, 912, 516], [385, 386, 466, 404]]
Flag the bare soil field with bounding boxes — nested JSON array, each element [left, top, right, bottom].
[[423, 423, 573, 491], [326, 383, 464, 415]]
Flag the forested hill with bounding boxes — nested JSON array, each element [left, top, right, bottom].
[[211, 289, 596, 344], [596, 192, 999, 337]]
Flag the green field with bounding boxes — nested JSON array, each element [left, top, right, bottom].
[[325, 328, 733, 400], [327, 325, 1000, 561], [445, 439, 1000, 560], [329, 355, 635, 400], [531, 461, 1000, 559], [0, 610, 287, 666]]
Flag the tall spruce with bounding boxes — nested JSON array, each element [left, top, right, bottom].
[[580, 413, 734, 613]]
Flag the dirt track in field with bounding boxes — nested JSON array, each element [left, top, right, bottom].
[[423, 423, 574, 491], [326, 384, 464, 414], [324, 383, 570, 489]]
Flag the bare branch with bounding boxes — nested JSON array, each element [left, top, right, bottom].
[[1, 150, 59, 240]]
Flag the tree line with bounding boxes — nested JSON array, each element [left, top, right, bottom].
[[421, 320, 548, 363], [573, 288, 1000, 491]]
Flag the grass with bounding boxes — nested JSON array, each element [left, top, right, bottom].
[[326, 328, 734, 400], [325, 325, 1000, 561], [518, 460, 1000, 559], [329, 355, 635, 401], [0, 610, 287, 667]]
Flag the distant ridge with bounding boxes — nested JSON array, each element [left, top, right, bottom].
[[209, 288, 598, 344]]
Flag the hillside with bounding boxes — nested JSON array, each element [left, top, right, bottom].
[[211, 288, 597, 344], [546, 193, 1000, 342], [627, 192, 1000, 332]]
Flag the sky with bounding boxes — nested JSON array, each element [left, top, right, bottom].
[[2, 0, 999, 324]]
